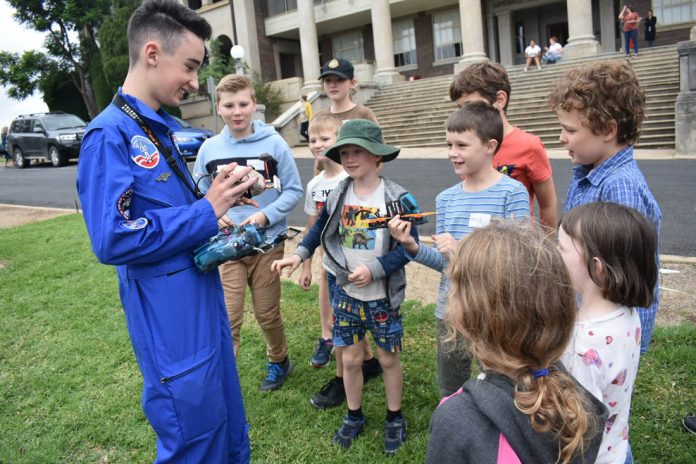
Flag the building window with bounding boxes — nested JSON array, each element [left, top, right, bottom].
[[653, 0, 696, 25], [393, 19, 417, 67], [267, 0, 297, 16], [432, 9, 462, 61], [332, 30, 365, 64]]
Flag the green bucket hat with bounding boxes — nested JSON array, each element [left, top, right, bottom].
[[324, 119, 400, 164]]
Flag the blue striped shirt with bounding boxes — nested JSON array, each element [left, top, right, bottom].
[[411, 175, 530, 319], [564, 145, 662, 353]]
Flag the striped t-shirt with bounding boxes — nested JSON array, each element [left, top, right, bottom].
[[411, 175, 530, 319]]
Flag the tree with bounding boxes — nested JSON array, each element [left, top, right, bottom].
[[0, 0, 112, 119]]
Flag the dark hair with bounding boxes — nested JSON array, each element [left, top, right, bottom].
[[449, 62, 512, 112], [127, 0, 212, 65], [447, 221, 599, 464], [445, 101, 504, 154], [560, 202, 657, 307]]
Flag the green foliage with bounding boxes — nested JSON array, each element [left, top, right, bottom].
[[99, 0, 141, 89], [198, 38, 284, 121], [0, 50, 59, 100], [90, 52, 115, 112], [2, 0, 112, 117], [39, 69, 89, 120], [0, 216, 693, 463]]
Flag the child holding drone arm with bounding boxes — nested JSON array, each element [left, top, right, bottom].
[[193, 74, 303, 392], [388, 101, 529, 399]]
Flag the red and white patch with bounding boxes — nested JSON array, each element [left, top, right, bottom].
[[130, 135, 160, 169]]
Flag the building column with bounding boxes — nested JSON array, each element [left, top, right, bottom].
[[297, 0, 322, 93], [563, 0, 601, 59], [675, 40, 696, 156], [497, 11, 514, 67], [232, 0, 261, 75], [454, 0, 488, 73], [599, 0, 616, 53], [486, 14, 498, 63], [370, 0, 403, 85]]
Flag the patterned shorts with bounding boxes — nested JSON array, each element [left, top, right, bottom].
[[328, 274, 403, 352]]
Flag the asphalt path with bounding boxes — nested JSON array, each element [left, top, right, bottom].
[[0, 158, 694, 256]]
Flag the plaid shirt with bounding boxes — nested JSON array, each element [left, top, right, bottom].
[[564, 145, 662, 353]]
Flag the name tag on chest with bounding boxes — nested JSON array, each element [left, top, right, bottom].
[[469, 213, 492, 228]]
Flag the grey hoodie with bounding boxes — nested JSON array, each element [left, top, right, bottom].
[[426, 368, 608, 464]]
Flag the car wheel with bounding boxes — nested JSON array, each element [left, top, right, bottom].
[[49, 145, 67, 167], [13, 147, 29, 169]]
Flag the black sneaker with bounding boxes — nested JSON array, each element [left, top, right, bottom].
[[384, 416, 407, 455], [684, 415, 696, 434], [332, 414, 366, 448], [362, 357, 383, 383], [310, 338, 333, 368], [310, 377, 346, 409], [259, 357, 292, 392]]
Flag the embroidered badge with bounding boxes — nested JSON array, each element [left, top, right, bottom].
[[328, 59, 339, 68], [120, 217, 148, 230], [156, 171, 172, 182], [130, 135, 160, 169], [117, 189, 133, 219]]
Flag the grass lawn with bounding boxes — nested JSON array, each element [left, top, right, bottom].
[[0, 214, 694, 463]]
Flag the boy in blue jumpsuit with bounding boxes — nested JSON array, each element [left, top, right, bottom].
[[76, 1, 254, 462]]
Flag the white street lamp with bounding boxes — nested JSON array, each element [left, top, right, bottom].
[[230, 45, 245, 75]]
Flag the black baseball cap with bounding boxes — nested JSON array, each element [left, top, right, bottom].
[[319, 58, 354, 80]]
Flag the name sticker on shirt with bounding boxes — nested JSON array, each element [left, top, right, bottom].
[[130, 135, 160, 169], [469, 213, 492, 228], [120, 217, 148, 230]]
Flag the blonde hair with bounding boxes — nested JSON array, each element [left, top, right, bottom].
[[446, 221, 599, 464], [215, 74, 255, 102], [308, 113, 342, 137]]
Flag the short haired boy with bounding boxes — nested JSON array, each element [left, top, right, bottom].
[[389, 101, 530, 398], [76, 1, 255, 461], [449, 62, 557, 229], [548, 60, 662, 354], [193, 74, 303, 390], [300, 114, 347, 368], [316, 58, 378, 122], [272, 119, 417, 455]]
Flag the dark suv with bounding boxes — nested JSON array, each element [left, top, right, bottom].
[[6, 112, 87, 168]]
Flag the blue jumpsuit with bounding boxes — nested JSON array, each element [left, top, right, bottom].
[[76, 90, 250, 463]]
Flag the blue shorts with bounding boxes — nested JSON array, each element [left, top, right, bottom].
[[327, 274, 403, 352]]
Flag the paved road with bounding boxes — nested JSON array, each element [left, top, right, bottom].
[[1, 158, 694, 256]]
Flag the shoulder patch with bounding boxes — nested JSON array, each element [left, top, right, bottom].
[[117, 189, 133, 219], [130, 135, 160, 169], [120, 217, 148, 230]]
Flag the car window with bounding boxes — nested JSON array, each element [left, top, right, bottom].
[[42, 114, 86, 131], [32, 121, 44, 133], [173, 116, 192, 129]]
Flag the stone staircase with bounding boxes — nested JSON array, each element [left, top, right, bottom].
[[367, 44, 680, 149]]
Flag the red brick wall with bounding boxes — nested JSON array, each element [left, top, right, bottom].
[[404, 11, 455, 79]]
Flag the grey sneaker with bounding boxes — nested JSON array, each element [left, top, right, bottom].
[[332, 414, 366, 449], [259, 357, 292, 392], [310, 338, 333, 368], [384, 416, 407, 455]]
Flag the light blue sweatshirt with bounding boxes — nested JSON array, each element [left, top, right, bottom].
[[193, 120, 303, 241]]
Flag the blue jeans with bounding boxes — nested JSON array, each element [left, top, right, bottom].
[[625, 442, 634, 464], [624, 29, 638, 55]]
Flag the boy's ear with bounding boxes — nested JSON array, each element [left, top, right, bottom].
[[144, 41, 160, 67], [494, 90, 508, 111], [486, 139, 499, 155], [603, 119, 619, 141]]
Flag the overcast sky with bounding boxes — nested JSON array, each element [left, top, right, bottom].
[[0, 0, 50, 129]]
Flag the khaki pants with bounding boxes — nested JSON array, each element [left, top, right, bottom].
[[219, 244, 288, 363]]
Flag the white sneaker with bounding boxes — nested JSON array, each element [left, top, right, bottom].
[[537, 65, 541, 70], [523, 67, 528, 72]]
